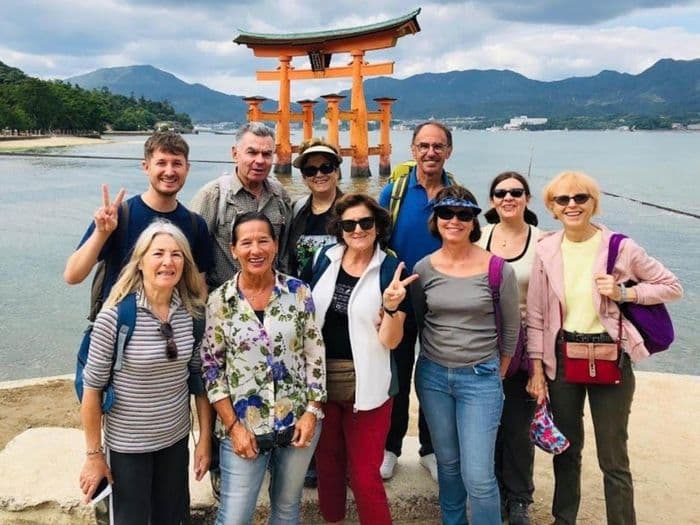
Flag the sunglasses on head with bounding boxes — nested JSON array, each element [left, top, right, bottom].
[[552, 193, 591, 206], [435, 208, 475, 222], [492, 188, 526, 199], [339, 217, 375, 232], [158, 321, 178, 360], [301, 163, 336, 178]]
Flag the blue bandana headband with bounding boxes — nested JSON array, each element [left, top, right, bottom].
[[433, 197, 482, 215]]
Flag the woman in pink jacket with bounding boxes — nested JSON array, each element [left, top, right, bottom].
[[526, 171, 682, 525]]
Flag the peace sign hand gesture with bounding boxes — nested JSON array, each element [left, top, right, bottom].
[[94, 184, 126, 234], [382, 262, 419, 312]]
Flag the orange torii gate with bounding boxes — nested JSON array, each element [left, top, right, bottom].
[[233, 9, 421, 177]]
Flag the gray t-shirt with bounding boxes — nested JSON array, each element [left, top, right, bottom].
[[411, 255, 521, 368]]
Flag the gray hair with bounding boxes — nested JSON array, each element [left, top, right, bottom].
[[235, 122, 275, 143]]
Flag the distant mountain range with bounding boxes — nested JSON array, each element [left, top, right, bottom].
[[66, 59, 700, 123], [67, 65, 250, 123]]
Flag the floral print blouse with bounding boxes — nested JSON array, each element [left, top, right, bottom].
[[201, 271, 326, 438]]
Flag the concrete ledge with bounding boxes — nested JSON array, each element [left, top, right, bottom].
[[0, 428, 437, 524]]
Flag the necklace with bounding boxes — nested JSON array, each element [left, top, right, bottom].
[[311, 199, 333, 214], [239, 277, 274, 301], [497, 224, 528, 249]]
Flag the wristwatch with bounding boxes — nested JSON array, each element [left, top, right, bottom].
[[619, 283, 628, 303], [305, 404, 325, 420]]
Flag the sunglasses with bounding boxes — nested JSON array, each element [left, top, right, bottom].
[[492, 188, 526, 199], [552, 193, 591, 206], [301, 163, 336, 178], [339, 217, 375, 232], [435, 208, 475, 222], [158, 321, 178, 360]]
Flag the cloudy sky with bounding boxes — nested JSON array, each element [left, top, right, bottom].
[[2, 0, 700, 99]]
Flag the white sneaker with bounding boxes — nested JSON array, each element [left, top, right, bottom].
[[419, 453, 438, 482], [380, 450, 398, 480]]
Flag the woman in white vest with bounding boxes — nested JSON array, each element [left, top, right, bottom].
[[308, 193, 416, 525]]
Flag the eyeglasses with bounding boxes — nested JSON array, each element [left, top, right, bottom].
[[301, 163, 336, 178], [339, 217, 375, 232], [492, 188, 526, 199], [158, 321, 178, 360], [552, 193, 591, 206], [413, 142, 448, 154], [435, 208, 475, 222]]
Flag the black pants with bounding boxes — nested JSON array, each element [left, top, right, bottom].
[[549, 349, 636, 525], [109, 436, 190, 525], [385, 316, 433, 457], [495, 371, 536, 506]]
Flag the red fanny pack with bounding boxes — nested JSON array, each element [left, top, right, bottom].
[[558, 304, 623, 385], [562, 338, 621, 385]]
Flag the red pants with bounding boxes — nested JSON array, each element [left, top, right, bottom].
[[315, 398, 393, 524]]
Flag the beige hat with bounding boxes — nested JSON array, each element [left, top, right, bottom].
[[293, 144, 343, 169]]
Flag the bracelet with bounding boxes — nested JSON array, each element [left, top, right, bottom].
[[225, 420, 239, 435], [619, 283, 628, 303], [86, 446, 104, 456], [305, 404, 325, 420], [383, 305, 399, 316]]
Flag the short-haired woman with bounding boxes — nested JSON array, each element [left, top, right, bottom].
[[527, 171, 683, 524], [309, 193, 416, 525], [413, 185, 521, 525]]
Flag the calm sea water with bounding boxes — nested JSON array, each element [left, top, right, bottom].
[[0, 130, 697, 381]]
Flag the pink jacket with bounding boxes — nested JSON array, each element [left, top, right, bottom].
[[526, 224, 683, 380]]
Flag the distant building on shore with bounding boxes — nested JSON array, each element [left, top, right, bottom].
[[503, 115, 548, 130]]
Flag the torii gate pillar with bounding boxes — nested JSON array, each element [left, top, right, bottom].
[[349, 50, 370, 178]]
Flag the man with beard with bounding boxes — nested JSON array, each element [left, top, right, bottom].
[[65, 131, 213, 310]]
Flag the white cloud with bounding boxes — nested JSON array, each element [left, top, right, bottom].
[[2, 0, 700, 100]]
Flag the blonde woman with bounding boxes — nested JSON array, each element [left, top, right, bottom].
[[527, 171, 683, 524], [79, 219, 212, 524]]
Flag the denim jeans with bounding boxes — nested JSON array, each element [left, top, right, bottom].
[[416, 355, 503, 525], [215, 425, 321, 525]]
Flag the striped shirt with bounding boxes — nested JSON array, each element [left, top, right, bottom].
[[83, 290, 200, 453]]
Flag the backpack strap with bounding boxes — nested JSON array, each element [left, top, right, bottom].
[[308, 244, 335, 290], [607, 233, 628, 275], [113, 293, 137, 373], [292, 195, 311, 220], [389, 171, 410, 225], [217, 174, 233, 229], [379, 254, 400, 293], [388, 164, 457, 225], [488, 255, 506, 353]]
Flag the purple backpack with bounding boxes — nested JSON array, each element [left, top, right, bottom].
[[489, 256, 530, 378], [607, 233, 675, 354]]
